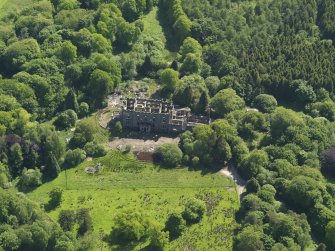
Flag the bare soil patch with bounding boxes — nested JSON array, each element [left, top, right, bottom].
[[218, 164, 246, 199]]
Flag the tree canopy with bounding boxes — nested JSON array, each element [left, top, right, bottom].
[[1, 0, 335, 250]]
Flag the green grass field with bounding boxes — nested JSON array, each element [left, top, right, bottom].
[[139, 7, 177, 60], [29, 151, 238, 250], [142, 7, 166, 46]]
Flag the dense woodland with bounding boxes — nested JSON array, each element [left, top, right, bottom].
[[1, 0, 335, 250]]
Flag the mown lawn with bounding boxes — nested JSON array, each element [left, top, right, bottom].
[[29, 151, 238, 250]]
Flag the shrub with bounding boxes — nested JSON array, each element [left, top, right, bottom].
[[210, 88, 245, 116], [310, 101, 335, 121], [53, 109, 77, 130], [63, 149, 86, 169], [246, 178, 261, 194], [205, 76, 220, 96], [191, 156, 200, 166], [182, 155, 190, 164], [58, 210, 76, 231], [123, 144, 132, 154], [48, 187, 63, 210], [77, 208, 93, 236], [253, 94, 278, 113], [76, 234, 96, 251], [235, 226, 264, 251], [84, 142, 107, 157], [0, 229, 20, 251], [18, 168, 42, 191], [160, 68, 179, 93], [0, 172, 9, 189], [164, 212, 186, 239], [114, 121, 123, 134], [109, 210, 150, 244], [182, 198, 206, 224], [156, 144, 183, 167], [134, 20, 144, 31], [148, 224, 169, 250], [70, 120, 95, 148], [180, 53, 202, 75], [257, 190, 275, 203], [78, 102, 89, 118], [239, 150, 269, 179]]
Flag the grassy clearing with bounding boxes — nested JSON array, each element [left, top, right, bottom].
[[87, 113, 111, 142], [141, 7, 177, 60], [29, 151, 238, 250], [142, 7, 166, 45], [42, 112, 110, 146], [29, 152, 234, 191], [74, 113, 110, 143]]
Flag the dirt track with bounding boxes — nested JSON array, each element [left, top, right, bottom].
[[218, 164, 246, 199]]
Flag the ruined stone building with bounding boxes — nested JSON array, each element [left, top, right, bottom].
[[120, 98, 208, 133]]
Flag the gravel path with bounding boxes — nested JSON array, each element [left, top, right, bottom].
[[218, 164, 246, 199]]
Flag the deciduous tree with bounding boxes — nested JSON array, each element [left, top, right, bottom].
[[210, 88, 245, 117]]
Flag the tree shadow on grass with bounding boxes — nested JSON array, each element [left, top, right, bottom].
[[110, 244, 163, 251], [112, 129, 179, 142], [140, 245, 163, 251], [109, 244, 137, 251], [187, 164, 221, 175], [17, 185, 37, 194], [106, 237, 141, 251], [44, 202, 57, 213], [156, 5, 180, 52]]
